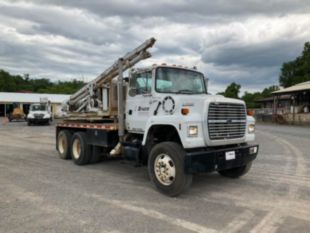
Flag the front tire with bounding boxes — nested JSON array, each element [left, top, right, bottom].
[[148, 142, 192, 197], [218, 162, 252, 178]]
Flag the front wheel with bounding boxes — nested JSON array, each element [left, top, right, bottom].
[[148, 142, 192, 197], [218, 162, 252, 178]]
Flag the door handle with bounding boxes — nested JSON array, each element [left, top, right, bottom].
[[128, 110, 133, 115]]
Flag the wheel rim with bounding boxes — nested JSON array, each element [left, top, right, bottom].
[[154, 153, 176, 186], [58, 134, 66, 154], [72, 138, 81, 160]]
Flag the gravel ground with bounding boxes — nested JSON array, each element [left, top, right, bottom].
[[0, 119, 310, 233]]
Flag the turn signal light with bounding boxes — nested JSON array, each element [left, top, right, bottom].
[[247, 110, 254, 116], [181, 108, 190, 115]]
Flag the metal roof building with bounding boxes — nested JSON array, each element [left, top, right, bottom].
[[271, 81, 310, 124], [0, 92, 69, 104], [0, 92, 70, 117], [273, 81, 310, 95]]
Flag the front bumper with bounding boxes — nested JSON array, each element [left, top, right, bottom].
[[28, 118, 49, 124], [184, 144, 259, 174]]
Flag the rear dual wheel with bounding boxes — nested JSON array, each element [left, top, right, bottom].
[[57, 130, 72, 159], [71, 132, 91, 165], [57, 130, 101, 165]]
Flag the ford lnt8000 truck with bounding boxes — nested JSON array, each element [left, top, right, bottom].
[[56, 38, 258, 196]]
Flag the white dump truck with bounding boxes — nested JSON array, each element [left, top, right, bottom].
[[27, 98, 52, 125], [56, 38, 258, 196]]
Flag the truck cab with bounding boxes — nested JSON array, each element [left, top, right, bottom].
[[27, 102, 52, 126], [123, 64, 258, 195], [126, 65, 255, 145]]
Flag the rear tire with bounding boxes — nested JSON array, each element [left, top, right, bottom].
[[218, 162, 252, 178], [57, 130, 72, 160], [148, 142, 192, 197], [71, 132, 91, 165]]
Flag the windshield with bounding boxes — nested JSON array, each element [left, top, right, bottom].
[[155, 67, 206, 94], [30, 104, 47, 111]]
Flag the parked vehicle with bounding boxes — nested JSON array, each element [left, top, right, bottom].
[[27, 100, 52, 125], [8, 106, 26, 122], [56, 38, 258, 196]]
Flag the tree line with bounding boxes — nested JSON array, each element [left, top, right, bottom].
[[0, 70, 85, 94], [218, 83, 279, 109], [218, 41, 310, 108]]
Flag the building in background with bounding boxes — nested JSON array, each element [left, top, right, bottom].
[[272, 81, 310, 124], [0, 92, 70, 118], [255, 95, 291, 122], [255, 81, 310, 124]]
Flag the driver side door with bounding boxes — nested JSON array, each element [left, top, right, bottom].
[[126, 71, 153, 133]]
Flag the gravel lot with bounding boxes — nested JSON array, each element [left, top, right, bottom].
[[1, 119, 310, 233]]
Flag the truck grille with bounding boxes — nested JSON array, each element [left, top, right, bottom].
[[34, 114, 44, 119], [208, 103, 246, 140]]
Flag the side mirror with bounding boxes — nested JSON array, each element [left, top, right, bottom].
[[128, 88, 137, 97]]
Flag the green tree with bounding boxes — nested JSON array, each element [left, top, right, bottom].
[[242, 92, 261, 109], [261, 85, 279, 97], [279, 42, 310, 87], [241, 85, 279, 108], [0, 69, 85, 94], [220, 82, 241, 99]]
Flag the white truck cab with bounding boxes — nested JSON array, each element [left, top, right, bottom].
[[27, 101, 52, 126], [123, 65, 258, 195], [126, 65, 255, 147]]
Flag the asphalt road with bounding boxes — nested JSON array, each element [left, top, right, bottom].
[[1, 120, 310, 233]]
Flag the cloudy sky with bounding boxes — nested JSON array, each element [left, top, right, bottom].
[[0, 0, 310, 94]]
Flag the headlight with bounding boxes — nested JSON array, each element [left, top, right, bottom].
[[249, 146, 258, 154], [188, 125, 198, 137], [248, 124, 255, 133], [44, 114, 50, 119], [27, 115, 34, 119]]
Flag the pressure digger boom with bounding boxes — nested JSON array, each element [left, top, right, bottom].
[[65, 37, 156, 115]]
